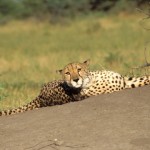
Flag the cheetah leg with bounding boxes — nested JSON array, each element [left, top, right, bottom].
[[0, 97, 41, 116]]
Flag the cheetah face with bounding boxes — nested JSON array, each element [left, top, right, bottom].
[[58, 60, 91, 88]]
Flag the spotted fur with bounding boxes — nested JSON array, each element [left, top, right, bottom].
[[0, 60, 150, 116]]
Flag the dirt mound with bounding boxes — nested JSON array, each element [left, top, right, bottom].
[[0, 85, 150, 150]]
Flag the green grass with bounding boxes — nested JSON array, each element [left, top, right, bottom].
[[0, 13, 150, 110]]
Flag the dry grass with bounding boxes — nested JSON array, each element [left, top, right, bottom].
[[0, 14, 150, 110]]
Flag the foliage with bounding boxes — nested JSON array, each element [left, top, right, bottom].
[[0, 0, 148, 22], [104, 52, 123, 67], [0, 84, 8, 101], [0, 14, 150, 109]]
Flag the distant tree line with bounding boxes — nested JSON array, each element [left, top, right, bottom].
[[0, 0, 148, 21]]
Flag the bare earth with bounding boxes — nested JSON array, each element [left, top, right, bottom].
[[0, 85, 150, 150]]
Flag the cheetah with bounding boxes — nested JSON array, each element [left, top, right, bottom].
[[0, 59, 150, 116]]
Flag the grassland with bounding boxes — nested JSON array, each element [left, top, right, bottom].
[[0, 13, 150, 110]]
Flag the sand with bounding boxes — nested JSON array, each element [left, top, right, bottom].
[[0, 85, 150, 150]]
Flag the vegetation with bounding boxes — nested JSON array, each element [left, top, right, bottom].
[[0, 13, 150, 110], [0, 0, 148, 23]]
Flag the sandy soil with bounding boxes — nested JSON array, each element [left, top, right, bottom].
[[0, 85, 150, 150]]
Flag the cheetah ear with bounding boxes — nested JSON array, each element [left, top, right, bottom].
[[83, 59, 90, 66], [56, 69, 63, 74]]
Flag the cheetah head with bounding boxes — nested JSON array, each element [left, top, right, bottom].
[[58, 60, 91, 88]]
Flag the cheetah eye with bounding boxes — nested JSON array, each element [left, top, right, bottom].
[[65, 72, 70, 75], [77, 68, 82, 72]]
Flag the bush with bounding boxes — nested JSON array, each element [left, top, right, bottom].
[[0, 0, 148, 21]]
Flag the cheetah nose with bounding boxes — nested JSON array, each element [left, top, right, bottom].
[[73, 78, 79, 82]]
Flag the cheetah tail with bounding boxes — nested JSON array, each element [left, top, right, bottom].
[[0, 97, 41, 116], [124, 75, 150, 89]]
